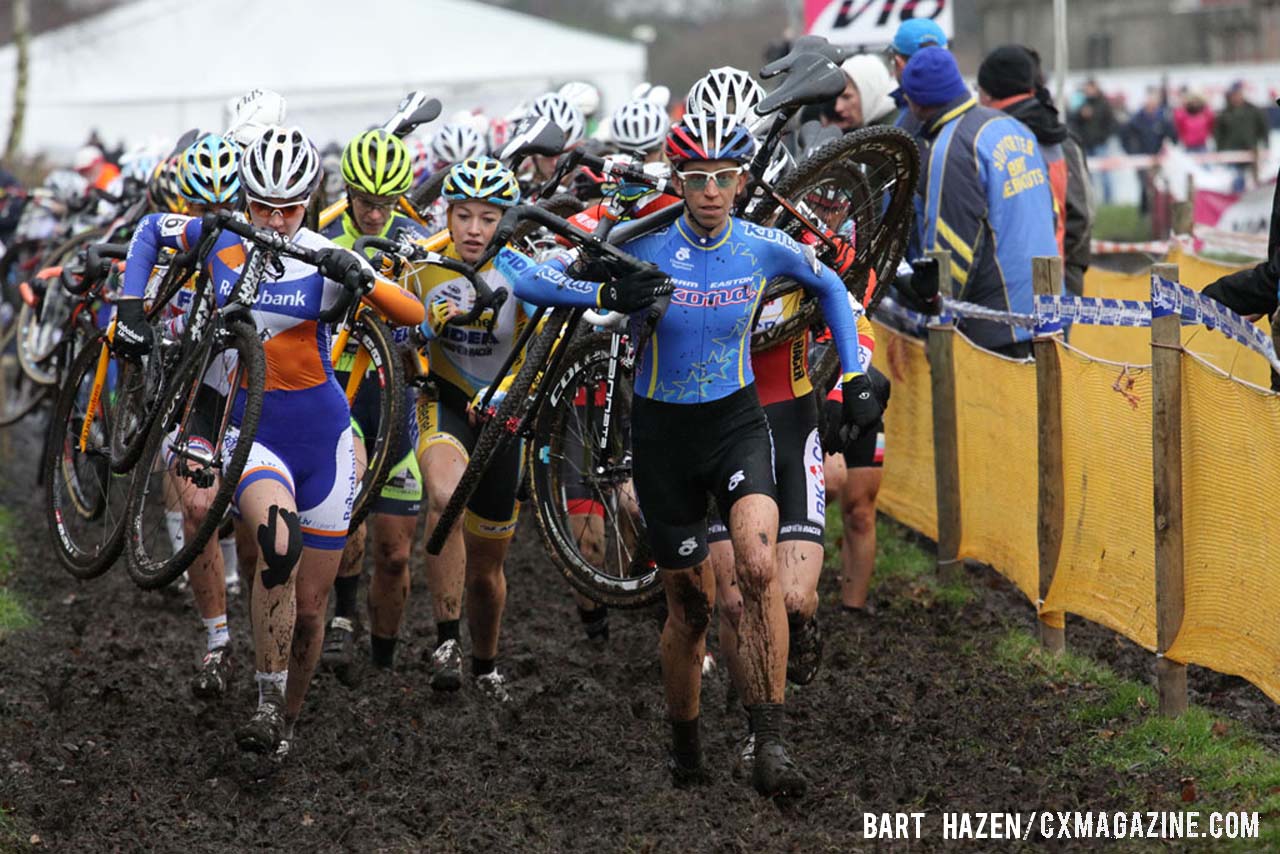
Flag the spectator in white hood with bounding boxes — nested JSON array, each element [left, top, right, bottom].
[[826, 55, 899, 131]]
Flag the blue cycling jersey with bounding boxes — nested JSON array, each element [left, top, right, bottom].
[[499, 214, 866, 404]]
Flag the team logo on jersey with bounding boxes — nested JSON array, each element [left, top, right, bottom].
[[677, 537, 699, 557], [727, 469, 745, 491], [676, 247, 691, 262], [805, 428, 825, 524]]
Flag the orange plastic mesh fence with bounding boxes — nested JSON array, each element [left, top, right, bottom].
[[871, 321, 936, 540], [950, 333, 1039, 603], [1165, 354, 1280, 703], [1075, 261, 1271, 387], [1041, 341, 1158, 651]]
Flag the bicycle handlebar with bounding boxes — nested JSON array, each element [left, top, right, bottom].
[[201, 210, 374, 323], [60, 242, 129, 295], [353, 233, 507, 327], [486, 204, 651, 275]]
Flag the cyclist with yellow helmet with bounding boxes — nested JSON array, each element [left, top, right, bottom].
[[401, 156, 529, 701], [319, 129, 432, 674]]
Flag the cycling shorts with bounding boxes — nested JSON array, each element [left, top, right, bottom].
[[708, 392, 823, 546], [631, 384, 776, 570], [842, 366, 890, 469], [341, 368, 422, 517], [415, 380, 521, 540], [228, 385, 357, 551]]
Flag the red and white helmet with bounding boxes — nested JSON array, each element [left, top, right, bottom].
[[239, 125, 319, 202]]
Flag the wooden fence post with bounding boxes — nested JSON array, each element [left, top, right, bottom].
[[1151, 260, 1187, 717], [1033, 256, 1066, 655], [926, 249, 961, 572]]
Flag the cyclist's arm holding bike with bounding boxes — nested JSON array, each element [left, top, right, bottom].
[[116, 213, 210, 353], [497, 245, 671, 314], [759, 227, 882, 437]]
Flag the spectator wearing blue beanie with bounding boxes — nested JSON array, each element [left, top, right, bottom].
[[905, 46, 1062, 355], [901, 46, 970, 109]]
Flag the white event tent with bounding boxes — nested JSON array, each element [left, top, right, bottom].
[[0, 0, 646, 155]]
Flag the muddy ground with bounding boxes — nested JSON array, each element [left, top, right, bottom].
[[0, 429, 1257, 854]]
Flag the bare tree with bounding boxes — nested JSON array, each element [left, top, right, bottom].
[[4, 0, 29, 162]]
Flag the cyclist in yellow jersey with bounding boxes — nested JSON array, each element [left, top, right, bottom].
[[317, 129, 432, 673], [403, 156, 529, 701]]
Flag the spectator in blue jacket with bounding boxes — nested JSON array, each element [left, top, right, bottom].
[[902, 47, 1061, 356]]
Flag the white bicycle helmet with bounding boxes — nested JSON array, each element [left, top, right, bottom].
[[632, 82, 672, 109], [429, 122, 488, 168], [44, 169, 89, 205], [558, 80, 602, 119], [239, 125, 319, 202], [527, 93, 585, 149], [225, 88, 288, 148], [609, 99, 670, 155], [686, 67, 769, 135]]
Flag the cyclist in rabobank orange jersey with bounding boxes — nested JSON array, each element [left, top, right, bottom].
[[118, 125, 423, 758]]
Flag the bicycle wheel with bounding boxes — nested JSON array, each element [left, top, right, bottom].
[[529, 332, 660, 608], [124, 320, 265, 590], [340, 312, 405, 530], [749, 126, 919, 311], [425, 306, 575, 555], [41, 336, 133, 578], [15, 290, 71, 386], [0, 351, 48, 426], [107, 349, 170, 474]]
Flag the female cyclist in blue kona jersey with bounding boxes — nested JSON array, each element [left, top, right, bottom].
[[501, 113, 882, 798], [318, 128, 432, 676], [116, 125, 424, 757]]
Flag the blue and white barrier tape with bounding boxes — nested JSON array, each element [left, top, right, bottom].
[[872, 277, 1279, 374], [1151, 275, 1280, 374]]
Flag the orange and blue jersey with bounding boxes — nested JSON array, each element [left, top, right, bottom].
[[122, 212, 423, 548]]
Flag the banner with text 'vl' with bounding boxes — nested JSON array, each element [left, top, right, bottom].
[[805, 0, 953, 50]]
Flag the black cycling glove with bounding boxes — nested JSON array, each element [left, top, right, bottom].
[[317, 248, 371, 292], [596, 265, 673, 314], [113, 298, 153, 357], [840, 372, 882, 447], [819, 393, 845, 455], [894, 257, 942, 315]]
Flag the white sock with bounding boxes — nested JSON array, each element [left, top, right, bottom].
[[203, 614, 229, 651], [164, 511, 185, 553], [220, 534, 240, 585], [255, 670, 288, 707]]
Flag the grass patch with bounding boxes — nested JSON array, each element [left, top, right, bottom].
[[996, 630, 1280, 847], [1094, 204, 1152, 242], [0, 505, 31, 635], [823, 508, 974, 607]]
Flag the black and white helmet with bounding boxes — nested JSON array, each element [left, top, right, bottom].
[[429, 122, 488, 168], [686, 66, 768, 135], [239, 125, 320, 202], [527, 93, 585, 149], [609, 99, 670, 155]]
